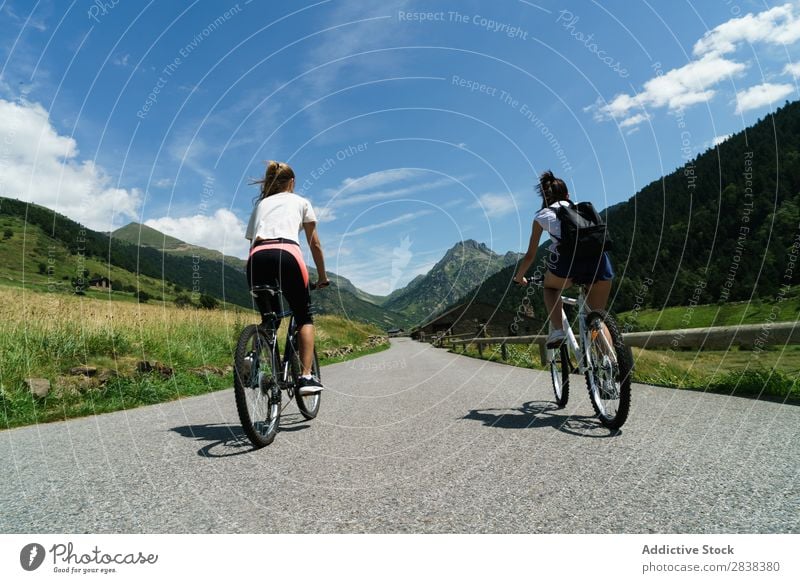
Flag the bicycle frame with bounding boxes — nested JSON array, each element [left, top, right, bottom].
[[553, 287, 592, 375], [555, 286, 616, 375]]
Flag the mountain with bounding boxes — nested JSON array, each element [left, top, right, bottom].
[[445, 99, 800, 318], [605, 100, 800, 309], [112, 222, 247, 270], [0, 200, 409, 329], [382, 239, 520, 323]]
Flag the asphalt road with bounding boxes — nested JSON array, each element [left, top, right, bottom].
[[1, 338, 798, 533]]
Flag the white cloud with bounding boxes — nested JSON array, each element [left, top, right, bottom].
[[783, 62, 800, 76], [472, 193, 518, 218], [693, 3, 800, 56], [339, 169, 425, 193], [145, 208, 249, 259], [596, 54, 746, 124], [153, 178, 173, 188], [593, 3, 800, 127], [113, 53, 130, 67], [734, 82, 795, 113], [0, 98, 141, 231], [713, 134, 732, 146], [619, 113, 650, 128], [344, 210, 432, 237]]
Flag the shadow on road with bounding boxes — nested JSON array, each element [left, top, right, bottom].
[[462, 400, 621, 438], [171, 414, 311, 457], [170, 423, 253, 457]]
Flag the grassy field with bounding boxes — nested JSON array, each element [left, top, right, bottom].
[[453, 341, 800, 403], [617, 285, 800, 331], [0, 287, 387, 428]]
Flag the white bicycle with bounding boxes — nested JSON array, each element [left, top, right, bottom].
[[547, 286, 632, 429]]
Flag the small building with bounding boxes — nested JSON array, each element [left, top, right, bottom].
[[411, 301, 540, 341], [88, 276, 112, 290], [387, 328, 405, 337]]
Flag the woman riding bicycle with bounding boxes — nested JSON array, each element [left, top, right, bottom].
[[245, 160, 329, 395], [513, 170, 615, 348]]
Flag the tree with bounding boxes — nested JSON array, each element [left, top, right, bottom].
[[173, 294, 193, 308], [199, 294, 218, 310], [3, 228, 12, 240], [38, 263, 47, 275], [138, 291, 151, 303]]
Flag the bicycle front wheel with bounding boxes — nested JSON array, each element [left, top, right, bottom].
[[549, 344, 570, 408], [293, 349, 321, 420], [584, 310, 632, 430], [234, 324, 281, 448]]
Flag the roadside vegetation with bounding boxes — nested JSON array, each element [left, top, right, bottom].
[[452, 341, 800, 404], [0, 287, 387, 429]]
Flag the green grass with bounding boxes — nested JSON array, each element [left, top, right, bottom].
[[617, 286, 800, 331], [451, 342, 800, 404], [0, 287, 388, 429]]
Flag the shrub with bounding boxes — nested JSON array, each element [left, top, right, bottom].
[[138, 291, 151, 303], [199, 294, 218, 310], [3, 228, 12, 240], [174, 294, 193, 308]]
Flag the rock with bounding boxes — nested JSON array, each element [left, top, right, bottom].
[[69, 365, 97, 377], [25, 378, 50, 399], [136, 361, 174, 378], [96, 368, 119, 384]]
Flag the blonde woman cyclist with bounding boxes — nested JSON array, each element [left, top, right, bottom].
[[245, 161, 329, 394], [513, 170, 615, 348]]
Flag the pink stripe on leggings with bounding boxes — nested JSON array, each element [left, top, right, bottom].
[[249, 242, 309, 287]]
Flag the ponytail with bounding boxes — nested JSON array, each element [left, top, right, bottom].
[[250, 160, 295, 204], [536, 169, 569, 208]]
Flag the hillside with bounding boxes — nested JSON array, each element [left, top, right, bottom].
[[449, 100, 800, 318], [383, 239, 519, 323], [607, 99, 800, 310], [0, 199, 409, 329], [112, 222, 247, 270]]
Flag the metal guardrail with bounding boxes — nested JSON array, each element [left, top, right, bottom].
[[432, 322, 799, 365]]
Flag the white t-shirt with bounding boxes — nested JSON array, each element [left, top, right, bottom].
[[534, 200, 571, 251], [245, 191, 317, 245]]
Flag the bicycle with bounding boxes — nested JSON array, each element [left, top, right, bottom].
[[546, 286, 633, 429], [233, 284, 323, 448]]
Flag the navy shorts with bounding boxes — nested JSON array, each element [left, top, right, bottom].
[[546, 249, 614, 285]]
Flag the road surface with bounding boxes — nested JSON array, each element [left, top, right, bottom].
[[1, 338, 797, 533]]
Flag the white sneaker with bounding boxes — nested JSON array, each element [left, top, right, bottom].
[[546, 329, 566, 348], [297, 376, 324, 395]]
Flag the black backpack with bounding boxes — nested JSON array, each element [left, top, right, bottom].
[[555, 200, 613, 259]]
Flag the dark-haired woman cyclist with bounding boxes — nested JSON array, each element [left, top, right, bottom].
[[513, 170, 615, 348]]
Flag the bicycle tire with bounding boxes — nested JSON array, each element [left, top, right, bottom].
[[550, 343, 570, 408], [583, 310, 632, 430], [292, 348, 321, 420], [233, 324, 281, 448]]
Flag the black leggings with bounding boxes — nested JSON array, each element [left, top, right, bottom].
[[246, 243, 313, 326]]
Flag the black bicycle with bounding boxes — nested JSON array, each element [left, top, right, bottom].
[[233, 284, 323, 448]]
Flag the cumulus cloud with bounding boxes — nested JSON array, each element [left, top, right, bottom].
[[734, 82, 795, 113], [145, 208, 249, 259], [784, 62, 800, 76], [593, 3, 800, 127], [595, 54, 746, 123], [693, 3, 800, 56], [713, 134, 732, 146], [0, 98, 141, 231]]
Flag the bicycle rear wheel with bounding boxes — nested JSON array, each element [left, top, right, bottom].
[[584, 310, 632, 430], [234, 324, 281, 448], [549, 344, 570, 408], [292, 347, 321, 420]]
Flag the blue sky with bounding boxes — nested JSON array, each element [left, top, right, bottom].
[[1, 0, 799, 294]]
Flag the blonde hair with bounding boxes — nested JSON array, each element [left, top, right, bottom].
[[250, 160, 295, 203]]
